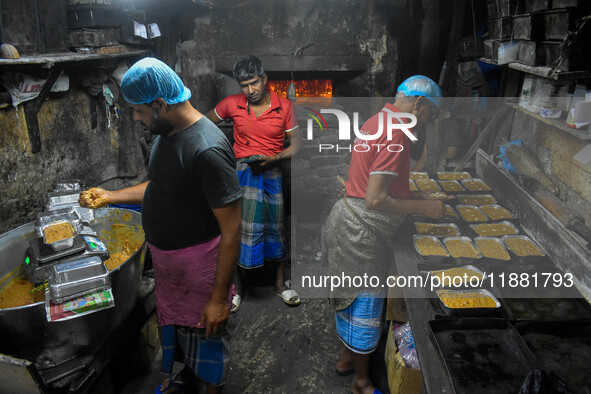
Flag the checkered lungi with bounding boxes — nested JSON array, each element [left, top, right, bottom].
[[162, 326, 231, 386], [236, 157, 285, 269], [335, 291, 386, 354]]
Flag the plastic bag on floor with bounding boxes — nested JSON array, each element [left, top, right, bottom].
[[392, 322, 420, 370]]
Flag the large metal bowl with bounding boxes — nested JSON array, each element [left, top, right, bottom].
[[0, 208, 146, 370]]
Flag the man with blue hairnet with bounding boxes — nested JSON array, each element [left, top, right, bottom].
[[79, 57, 242, 393], [325, 76, 451, 394]]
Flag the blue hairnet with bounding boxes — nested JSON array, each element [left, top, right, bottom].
[[121, 57, 191, 105], [397, 75, 442, 108]]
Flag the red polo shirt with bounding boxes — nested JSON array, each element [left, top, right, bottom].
[[215, 89, 298, 158], [346, 103, 413, 199]]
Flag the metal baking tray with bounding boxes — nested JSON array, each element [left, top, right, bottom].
[[41, 221, 76, 251], [49, 256, 111, 304], [415, 178, 441, 192], [73, 206, 95, 223], [456, 194, 497, 206], [427, 264, 486, 288], [437, 180, 465, 193], [456, 204, 490, 223], [470, 221, 519, 237], [479, 204, 516, 221], [46, 190, 81, 211], [436, 289, 501, 316], [442, 236, 482, 264], [409, 179, 418, 192], [460, 178, 493, 193], [413, 235, 450, 263], [501, 235, 546, 264], [474, 236, 511, 263], [415, 222, 460, 237], [55, 179, 81, 191], [35, 208, 83, 237], [429, 318, 539, 393], [409, 171, 429, 180], [436, 171, 471, 181]]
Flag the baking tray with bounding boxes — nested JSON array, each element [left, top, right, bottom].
[[437, 171, 471, 181], [438, 180, 466, 193], [409, 179, 418, 192], [501, 235, 546, 264], [456, 204, 490, 223], [479, 204, 516, 222], [49, 256, 111, 303], [407, 204, 460, 224], [55, 179, 81, 191], [474, 237, 512, 263], [413, 235, 451, 263], [460, 178, 493, 193], [516, 320, 591, 393], [503, 296, 591, 322], [35, 208, 83, 237], [41, 220, 77, 251], [470, 221, 519, 237], [46, 190, 81, 211], [415, 178, 441, 192], [426, 264, 487, 287], [442, 236, 482, 265], [409, 171, 429, 180], [429, 318, 539, 394], [456, 194, 497, 206], [435, 289, 501, 317], [415, 222, 461, 237]]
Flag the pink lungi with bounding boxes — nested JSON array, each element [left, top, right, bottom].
[[149, 236, 234, 328]]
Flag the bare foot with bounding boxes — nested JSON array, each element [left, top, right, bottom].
[[351, 379, 377, 394], [335, 359, 353, 375]]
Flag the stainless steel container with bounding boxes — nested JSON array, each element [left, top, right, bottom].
[[0, 208, 145, 370], [49, 256, 110, 303]]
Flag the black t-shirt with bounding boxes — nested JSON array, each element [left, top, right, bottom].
[[142, 117, 242, 250]]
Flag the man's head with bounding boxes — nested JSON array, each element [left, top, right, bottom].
[[233, 55, 267, 105], [121, 57, 192, 135], [395, 75, 442, 127]]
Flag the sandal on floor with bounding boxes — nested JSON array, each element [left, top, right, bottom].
[[276, 288, 300, 306], [155, 376, 186, 393], [230, 294, 242, 314]]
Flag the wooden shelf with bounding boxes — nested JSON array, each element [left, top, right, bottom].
[[510, 104, 591, 141], [0, 49, 149, 67], [479, 58, 590, 80]]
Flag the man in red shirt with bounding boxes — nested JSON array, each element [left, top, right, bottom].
[[206, 56, 302, 312], [326, 76, 450, 394]]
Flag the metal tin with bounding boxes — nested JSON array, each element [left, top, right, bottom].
[[49, 256, 110, 303], [480, 204, 516, 221], [413, 235, 450, 263], [428, 264, 486, 288], [409, 179, 418, 192], [474, 236, 512, 262], [457, 194, 497, 205], [46, 190, 81, 211], [41, 220, 76, 251], [73, 206, 95, 223], [409, 171, 429, 180], [442, 236, 482, 263], [415, 222, 460, 237], [437, 171, 472, 181], [456, 204, 490, 223], [35, 208, 82, 238], [501, 235, 546, 264], [415, 178, 441, 192], [436, 288, 501, 316], [442, 204, 460, 222], [470, 221, 519, 237], [461, 178, 492, 192], [438, 180, 465, 193], [55, 179, 81, 192]]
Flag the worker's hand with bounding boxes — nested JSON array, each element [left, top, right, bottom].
[[422, 191, 455, 201], [79, 187, 111, 209], [259, 155, 280, 167], [199, 298, 229, 338], [422, 199, 445, 219]]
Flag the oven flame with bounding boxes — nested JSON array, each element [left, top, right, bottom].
[[268, 80, 332, 98]]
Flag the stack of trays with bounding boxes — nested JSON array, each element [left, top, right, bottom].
[[48, 256, 111, 304]]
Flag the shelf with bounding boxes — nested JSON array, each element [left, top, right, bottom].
[[0, 49, 149, 67], [510, 104, 591, 141], [479, 58, 591, 80]]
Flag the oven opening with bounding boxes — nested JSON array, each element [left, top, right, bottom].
[[268, 79, 333, 98]]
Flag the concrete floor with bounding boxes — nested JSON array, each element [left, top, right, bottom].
[[118, 270, 390, 394]]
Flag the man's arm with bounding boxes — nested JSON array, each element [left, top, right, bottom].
[[260, 127, 302, 166], [364, 174, 445, 219], [199, 199, 241, 337], [205, 108, 223, 124], [79, 182, 149, 208]]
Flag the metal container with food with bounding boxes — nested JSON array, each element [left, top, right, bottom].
[[48, 256, 111, 303], [480, 204, 516, 221], [415, 222, 460, 237], [474, 236, 511, 262], [442, 204, 460, 221], [438, 180, 465, 193], [470, 221, 519, 237], [437, 171, 471, 181], [435, 289, 501, 316], [429, 265, 485, 287], [501, 235, 546, 264], [409, 171, 429, 180], [457, 194, 497, 205], [461, 178, 492, 192], [413, 235, 450, 263], [46, 190, 80, 211], [55, 179, 81, 192], [456, 204, 490, 222], [409, 179, 418, 192], [35, 208, 83, 237], [41, 220, 77, 252], [442, 236, 482, 263], [415, 178, 441, 192]]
